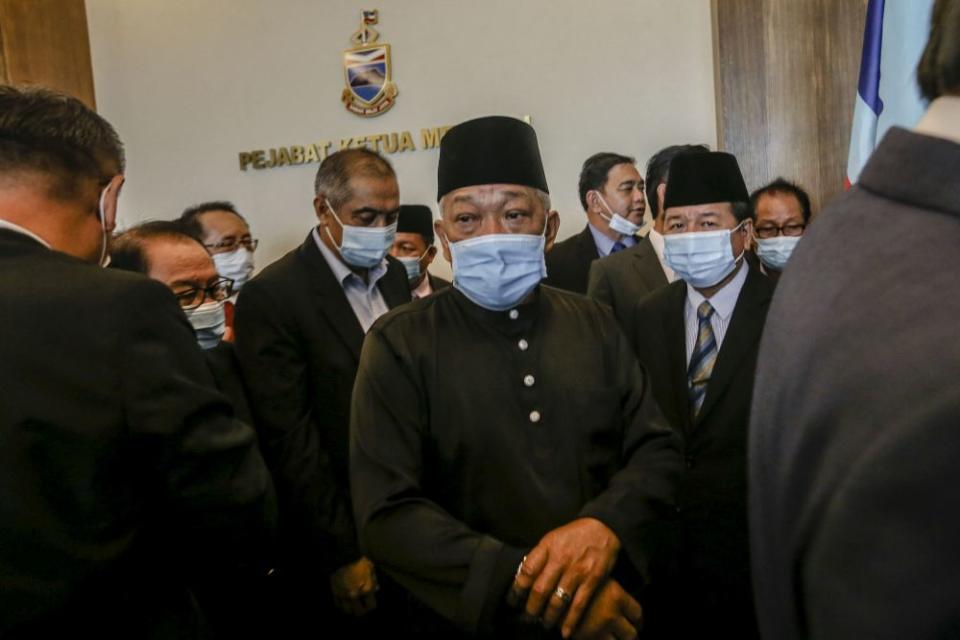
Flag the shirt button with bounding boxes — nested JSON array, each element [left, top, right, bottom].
[[518, 339, 529, 351], [529, 410, 541, 423], [508, 309, 519, 320], [523, 374, 535, 387]]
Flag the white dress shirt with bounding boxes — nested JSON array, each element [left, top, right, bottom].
[[312, 227, 389, 333], [647, 228, 677, 282], [411, 273, 434, 299], [0, 219, 51, 248], [684, 261, 748, 364], [915, 96, 960, 146]]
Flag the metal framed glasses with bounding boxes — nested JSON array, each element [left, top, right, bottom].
[[754, 223, 805, 239], [173, 277, 235, 310]]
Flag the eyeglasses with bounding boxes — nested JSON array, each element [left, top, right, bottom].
[[205, 237, 259, 253], [173, 277, 235, 310], [754, 223, 805, 239]]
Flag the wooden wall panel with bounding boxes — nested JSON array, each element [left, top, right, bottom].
[[0, 0, 95, 108], [713, 0, 867, 214]]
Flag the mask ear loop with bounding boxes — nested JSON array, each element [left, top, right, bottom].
[[97, 185, 110, 267], [322, 199, 346, 253]]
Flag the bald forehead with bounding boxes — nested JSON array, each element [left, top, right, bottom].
[[142, 236, 215, 283]]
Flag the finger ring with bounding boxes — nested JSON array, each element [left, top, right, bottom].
[[553, 587, 573, 603], [515, 555, 527, 578]]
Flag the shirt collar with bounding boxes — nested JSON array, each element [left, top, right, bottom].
[[412, 273, 433, 299], [915, 96, 960, 145], [312, 226, 388, 289], [685, 259, 749, 321], [587, 222, 637, 257], [0, 219, 51, 248]]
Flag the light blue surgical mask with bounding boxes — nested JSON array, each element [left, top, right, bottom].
[[664, 221, 746, 288], [398, 250, 428, 283], [595, 192, 642, 237], [185, 300, 226, 350], [756, 235, 800, 272], [325, 200, 397, 269], [213, 247, 255, 291], [450, 227, 547, 311]]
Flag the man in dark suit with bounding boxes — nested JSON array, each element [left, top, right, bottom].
[[234, 147, 411, 634], [750, 6, 960, 638], [748, 177, 811, 284], [629, 151, 771, 638], [390, 203, 451, 298], [587, 144, 708, 329], [0, 87, 275, 638], [544, 152, 645, 294]]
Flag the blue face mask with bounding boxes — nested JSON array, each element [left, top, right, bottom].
[[450, 228, 547, 311], [663, 221, 746, 288], [185, 300, 226, 350], [398, 250, 428, 283], [325, 200, 397, 269], [756, 235, 800, 271], [595, 191, 641, 236]]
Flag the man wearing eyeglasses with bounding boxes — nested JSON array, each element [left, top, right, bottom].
[[180, 200, 258, 295], [234, 147, 411, 636], [748, 178, 811, 283]]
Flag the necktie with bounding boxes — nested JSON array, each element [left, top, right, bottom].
[[611, 241, 626, 254], [688, 301, 717, 418]]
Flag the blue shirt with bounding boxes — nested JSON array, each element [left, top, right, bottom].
[[312, 226, 390, 333], [587, 222, 637, 257]]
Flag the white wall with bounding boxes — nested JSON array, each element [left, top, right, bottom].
[[87, 0, 717, 278]]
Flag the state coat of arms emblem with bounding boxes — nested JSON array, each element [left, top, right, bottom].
[[342, 10, 398, 117]]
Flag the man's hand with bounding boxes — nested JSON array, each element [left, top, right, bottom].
[[507, 518, 621, 633], [330, 556, 378, 616], [570, 578, 642, 640]]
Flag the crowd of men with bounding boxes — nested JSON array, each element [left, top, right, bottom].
[[1, 4, 958, 638]]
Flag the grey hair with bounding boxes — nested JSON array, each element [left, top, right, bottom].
[[313, 148, 395, 208]]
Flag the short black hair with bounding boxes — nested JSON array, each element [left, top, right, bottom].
[[918, 0, 960, 101], [749, 178, 812, 223], [179, 201, 246, 242], [644, 144, 710, 219], [110, 220, 205, 275], [578, 152, 635, 211], [314, 148, 396, 209], [0, 86, 125, 200]]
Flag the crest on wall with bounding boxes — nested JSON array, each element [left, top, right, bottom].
[[342, 10, 398, 117]]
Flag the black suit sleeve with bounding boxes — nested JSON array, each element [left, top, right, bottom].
[[121, 279, 276, 575], [234, 277, 361, 575], [577, 315, 683, 578], [350, 327, 526, 634], [586, 258, 615, 308]]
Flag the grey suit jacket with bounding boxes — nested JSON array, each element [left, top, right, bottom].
[[587, 235, 669, 331], [750, 127, 960, 640]]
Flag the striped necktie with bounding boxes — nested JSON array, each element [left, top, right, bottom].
[[688, 301, 717, 418]]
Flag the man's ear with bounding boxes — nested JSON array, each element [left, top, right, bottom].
[[314, 195, 329, 225], [434, 220, 452, 263], [424, 245, 438, 266], [544, 210, 561, 253], [100, 174, 125, 233]]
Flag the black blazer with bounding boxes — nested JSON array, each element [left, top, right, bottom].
[[630, 266, 772, 639], [234, 232, 411, 579], [427, 273, 451, 292], [204, 341, 255, 427], [544, 224, 600, 294], [0, 230, 275, 638], [751, 127, 960, 640], [587, 235, 669, 331]]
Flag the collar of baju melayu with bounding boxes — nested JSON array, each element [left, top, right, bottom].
[[450, 284, 542, 337]]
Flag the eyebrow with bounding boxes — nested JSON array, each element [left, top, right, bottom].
[[451, 190, 531, 208], [618, 180, 643, 188], [350, 206, 401, 217]]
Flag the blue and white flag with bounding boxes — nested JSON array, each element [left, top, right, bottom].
[[846, 0, 934, 187]]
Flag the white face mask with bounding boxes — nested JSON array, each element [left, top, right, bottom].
[[663, 221, 746, 288], [398, 249, 429, 283], [184, 300, 226, 349], [594, 191, 641, 237], [756, 235, 801, 271], [213, 247, 255, 291]]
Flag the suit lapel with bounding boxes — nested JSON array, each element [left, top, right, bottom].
[[578, 225, 601, 262], [632, 236, 669, 292], [660, 282, 694, 432], [298, 233, 365, 362], [695, 268, 772, 424]]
